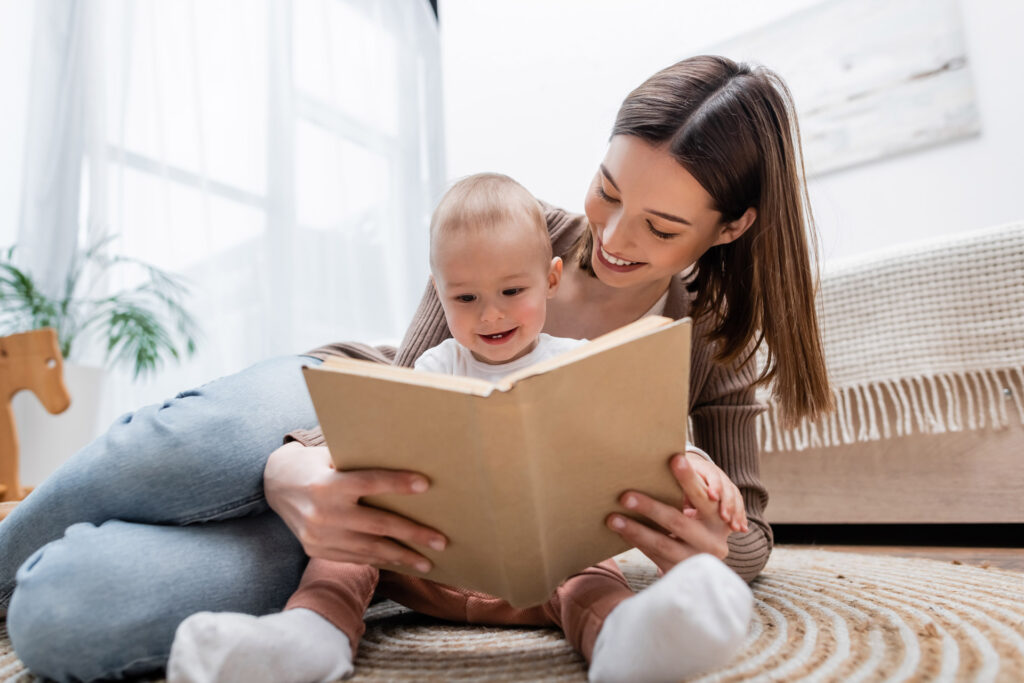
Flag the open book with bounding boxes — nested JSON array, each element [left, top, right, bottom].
[[302, 315, 691, 607]]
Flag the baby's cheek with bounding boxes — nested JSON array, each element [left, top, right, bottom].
[[520, 299, 548, 330], [444, 307, 475, 344]]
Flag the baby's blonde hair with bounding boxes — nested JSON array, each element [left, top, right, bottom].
[[429, 173, 551, 271]]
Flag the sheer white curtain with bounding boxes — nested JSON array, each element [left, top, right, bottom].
[[16, 0, 445, 429]]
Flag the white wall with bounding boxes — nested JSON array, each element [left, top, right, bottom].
[[439, 0, 1024, 264], [0, 0, 34, 247]]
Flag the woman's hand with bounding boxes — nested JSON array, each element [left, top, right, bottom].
[[264, 442, 448, 573], [605, 452, 747, 575]]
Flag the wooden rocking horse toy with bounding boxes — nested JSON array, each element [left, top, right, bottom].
[[0, 328, 71, 505]]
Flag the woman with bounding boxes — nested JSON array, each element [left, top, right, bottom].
[[2, 55, 830, 682]]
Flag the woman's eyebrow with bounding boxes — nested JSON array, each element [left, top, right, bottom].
[[600, 164, 622, 192], [648, 209, 692, 226], [600, 164, 692, 226]]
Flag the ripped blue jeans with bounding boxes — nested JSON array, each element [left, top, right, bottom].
[[0, 355, 321, 682]]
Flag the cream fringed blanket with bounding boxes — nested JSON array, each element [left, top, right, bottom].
[[758, 221, 1024, 452]]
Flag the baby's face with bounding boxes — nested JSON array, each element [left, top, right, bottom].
[[432, 228, 560, 365]]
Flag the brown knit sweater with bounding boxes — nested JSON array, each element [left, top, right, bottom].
[[295, 205, 772, 582]]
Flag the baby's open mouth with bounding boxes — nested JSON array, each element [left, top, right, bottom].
[[478, 328, 518, 344]]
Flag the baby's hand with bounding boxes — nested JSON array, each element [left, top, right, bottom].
[[681, 451, 748, 533]]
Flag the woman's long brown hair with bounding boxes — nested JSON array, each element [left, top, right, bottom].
[[576, 55, 832, 426]]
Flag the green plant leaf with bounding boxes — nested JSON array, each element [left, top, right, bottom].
[[0, 238, 200, 379]]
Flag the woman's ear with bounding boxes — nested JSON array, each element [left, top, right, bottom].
[[547, 257, 563, 297], [714, 207, 757, 246]]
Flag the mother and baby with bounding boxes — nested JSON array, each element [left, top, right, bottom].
[[0, 55, 831, 682]]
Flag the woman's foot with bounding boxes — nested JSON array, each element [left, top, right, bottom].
[[166, 607, 354, 683], [588, 553, 752, 682]]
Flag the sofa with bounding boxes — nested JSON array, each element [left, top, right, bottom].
[[758, 221, 1024, 523]]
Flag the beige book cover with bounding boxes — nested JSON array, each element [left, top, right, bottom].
[[302, 315, 691, 607]]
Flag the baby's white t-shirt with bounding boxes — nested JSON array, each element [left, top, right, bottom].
[[413, 333, 586, 383]]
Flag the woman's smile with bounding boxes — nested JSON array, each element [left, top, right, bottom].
[[595, 238, 645, 272]]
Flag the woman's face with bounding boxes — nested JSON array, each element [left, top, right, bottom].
[[583, 135, 746, 289]]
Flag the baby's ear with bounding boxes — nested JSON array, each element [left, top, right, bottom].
[[547, 257, 563, 295]]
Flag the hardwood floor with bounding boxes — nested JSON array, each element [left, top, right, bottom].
[[773, 524, 1024, 572], [776, 544, 1024, 572]]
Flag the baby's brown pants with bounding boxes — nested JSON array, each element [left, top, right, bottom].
[[286, 557, 635, 662]]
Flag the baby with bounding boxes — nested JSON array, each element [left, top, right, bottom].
[[167, 174, 752, 683]]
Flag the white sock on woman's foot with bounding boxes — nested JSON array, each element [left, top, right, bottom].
[[587, 553, 753, 683], [166, 607, 355, 683]]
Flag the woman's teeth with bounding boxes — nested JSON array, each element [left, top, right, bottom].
[[601, 246, 640, 266]]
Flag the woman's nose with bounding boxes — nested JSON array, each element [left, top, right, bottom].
[[601, 213, 633, 251]]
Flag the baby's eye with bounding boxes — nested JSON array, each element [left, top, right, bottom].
[[455, 294, 476, 303], [502, 288, 524, 296]]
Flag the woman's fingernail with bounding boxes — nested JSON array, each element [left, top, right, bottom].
[[416, 560, 431, 573], [429, 538, 446, 551], [675, 457, 688, 470], [624, 495, 637, 509], [411, 478, 428, 493], [611, 516, 626, 529]]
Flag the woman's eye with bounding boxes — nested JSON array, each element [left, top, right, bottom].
[[502, 288, 523, 296], [594, 185, 619, 203], [647, 221, 675, 240], [456, 294, 476, 303]]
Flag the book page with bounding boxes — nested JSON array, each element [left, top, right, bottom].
[[509, 317, 690, 599], [303, 367, 533, 599]]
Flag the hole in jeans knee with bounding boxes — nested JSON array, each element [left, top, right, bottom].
[[162, 388, 205, 408], [20, 548, 45, 574]]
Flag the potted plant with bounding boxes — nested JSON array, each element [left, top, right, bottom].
[[0, 236, 199, 484], [0, 236, 198, 377]]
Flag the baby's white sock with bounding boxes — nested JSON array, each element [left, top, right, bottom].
[[166, 607, 355, 683], [588, 553, 753, 683]]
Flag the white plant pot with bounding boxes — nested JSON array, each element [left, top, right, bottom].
[[10, 363, 106, 487]]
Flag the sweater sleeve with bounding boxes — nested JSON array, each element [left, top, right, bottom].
[[393, 280, 452, 369], [689, 333, 772, 583]]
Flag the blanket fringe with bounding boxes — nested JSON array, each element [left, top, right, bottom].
[[759, 367, 1024, 452]]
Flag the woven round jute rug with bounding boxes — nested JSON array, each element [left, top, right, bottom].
[[2, 548, 1022, 682]]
